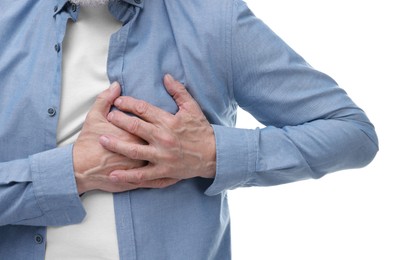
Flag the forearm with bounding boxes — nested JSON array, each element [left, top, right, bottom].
[[203, 0, 378, 195], [206, 112, 378, 196]]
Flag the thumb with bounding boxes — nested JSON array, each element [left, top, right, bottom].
[[163, 74, 199, 112], [92, 82, 121, 115]]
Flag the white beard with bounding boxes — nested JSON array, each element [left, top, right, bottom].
[[70, 0, 111, 6]]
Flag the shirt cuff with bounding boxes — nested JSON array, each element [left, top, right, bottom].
[[205, 125, 257, 196], [29, 144, 86, 225]]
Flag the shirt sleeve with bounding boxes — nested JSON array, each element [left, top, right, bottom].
[[205, 0, 378, 195], [0, 145, 86, 226]]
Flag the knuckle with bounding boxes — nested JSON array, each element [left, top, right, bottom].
[[96, 91, 106, 101], [157, 166, 172, 179], [119, 170, 141, 183], [125, 173, 140, 183], [96, 93, 111, 106], [158, 134, 177, 148], [157, 179, 170, 189], [134, 101, 149, 115], [128, 146, 141, 160], [160, 150, 179, 163], [128, 118, 140, 134], [151, 181, 163, 189], [167, 118, 180, 129], [122, 174, 133, 183], [176, 88, 187, 97]]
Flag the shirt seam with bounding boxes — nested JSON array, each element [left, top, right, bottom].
[[226, 0, 235, 105]]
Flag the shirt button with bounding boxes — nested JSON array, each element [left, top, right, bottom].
[[54, 5, 58, 12], [48, 107, 56, 117], [72, 4, 77, 12], [54, 43, 61, 53], [134, 0, 142, 4], [34, 234, 43, 244]]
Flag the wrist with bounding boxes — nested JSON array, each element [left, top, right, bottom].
[[74, 172, 88, 194], [200, 126, 217, 179], [72, 140, 96, 194]]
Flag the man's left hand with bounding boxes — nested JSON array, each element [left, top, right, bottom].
[[99, 74, 216, 185]]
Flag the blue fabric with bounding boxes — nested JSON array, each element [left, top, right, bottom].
[[0, 0, 378, 259]]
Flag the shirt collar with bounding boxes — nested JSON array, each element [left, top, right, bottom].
[[55, 0, 144, 8], [53, 0, 144, 22], [120, 0, 144, 8], [53, 0, 78, 21], [54, 0, 71, 14], [108, 0, 144, 23]]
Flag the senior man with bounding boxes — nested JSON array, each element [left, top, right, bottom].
[[0, 0, 378, 259]]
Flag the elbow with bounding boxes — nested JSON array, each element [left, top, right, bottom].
[[355, 124, 379, 169], [364, 133, 379, 167], [341, 110, 379, 169], [360, 138, 378, 168]]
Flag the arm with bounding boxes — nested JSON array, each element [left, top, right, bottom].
[[0, 146, 85, 226], [0, 83, 119, 226], [99, 1, 378, 194], [0, 83, 176, 227], [205, 0, 378, 195]]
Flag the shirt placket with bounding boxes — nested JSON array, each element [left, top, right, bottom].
[[47, 1, 79, 149], [107, 1, 144, 259], [31, 2, 80, 259]]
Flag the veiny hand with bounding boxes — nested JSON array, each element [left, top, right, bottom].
[[73, 82, 179, 194], [99, 74, 216, 185]]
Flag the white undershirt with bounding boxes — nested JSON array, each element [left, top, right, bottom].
[[46, 5, 121, 260]]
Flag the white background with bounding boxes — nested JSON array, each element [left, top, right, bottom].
[[229, 1, 411, 259]]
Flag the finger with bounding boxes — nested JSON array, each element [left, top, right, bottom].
[[99, 135, 156, 162], [92, 82, 121, 116], [107, 110, 156, 143], [109, 164, 167, 183], [163, 74, 198, 111], [110, 167, 179, 188], [109, 165, 155, 183], [114, 96, 171, 124]]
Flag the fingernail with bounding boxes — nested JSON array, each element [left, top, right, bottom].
[[109, 82, 119, 91], [100, 135, 110, 145], [114, 98, 122, 106], [165, 74, 174, 84], [107, 112, 113, 121]]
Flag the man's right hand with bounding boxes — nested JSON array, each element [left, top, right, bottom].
[[73, 82, 179, 194]]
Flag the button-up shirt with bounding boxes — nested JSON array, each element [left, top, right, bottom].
[[0, 0, 378, 259]]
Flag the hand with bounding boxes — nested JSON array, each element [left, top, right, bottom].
[[73, 82, 179, 194], [99, 74, 216, 185]]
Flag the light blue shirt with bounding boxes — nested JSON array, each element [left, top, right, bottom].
[[0, 0, 378, 259]]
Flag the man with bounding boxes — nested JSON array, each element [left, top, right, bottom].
[[0, 0, 378, 259]]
